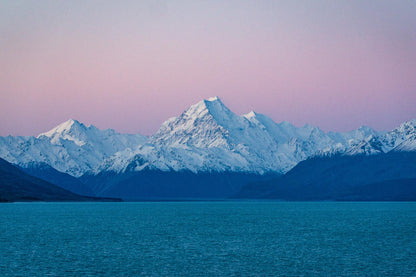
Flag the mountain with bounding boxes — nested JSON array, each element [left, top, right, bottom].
[[0, 97, 387, 178], [381, 119, 416, 152], [20, 162, 95, 196], [327, 126, 380, 145], [0, 158, 114, 202], [0, 97, 415, 200], [243, 111, 341, 171], [98, 97, 281, 174], [98, 97, 375, 177], [318, 119, 416, 156], [236, 151, 416, 200], [0, 119, 147, 177]]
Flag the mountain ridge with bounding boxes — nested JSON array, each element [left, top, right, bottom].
[[235, 151, 416, 200], [0, 97, 414, 179], [0, 157, 120, 202]]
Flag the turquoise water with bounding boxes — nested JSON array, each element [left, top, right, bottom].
[[1, 202, 415, 276]]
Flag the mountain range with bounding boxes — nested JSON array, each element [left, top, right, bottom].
[[236, 152, 416, 201], [1, 97, 415, 200]]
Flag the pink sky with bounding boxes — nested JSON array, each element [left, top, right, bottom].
[[1, 1, 415, 136]]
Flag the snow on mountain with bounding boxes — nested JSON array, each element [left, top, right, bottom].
[[393, 134, 416, 152], [1, 97, 415, 177], [317, 119, 416, 157], [0, 120, 147, 177], [38, 119, 87, 146], [244, 111, 305, 143], [38, 119, 147, 153], [151, 97, 235, 148], [151, 97, 277, 153], [102, 97, 386, 175], [380, 119, 416, 152], [313, 126, 381, 156], [344, 135, 385, 156], [102, 97, 285, 174], [327, 126, 379, 145]]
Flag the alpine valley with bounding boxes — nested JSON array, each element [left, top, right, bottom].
[[1, 97, 415, 201]]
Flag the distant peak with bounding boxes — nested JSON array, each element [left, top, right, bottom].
[[393, 119, 416, 134], [37, 119, 86, 138], [279, 121, 293, 127], [185, 96, 227, 114], [402, 118, 416, 126], [61, 118, 75, 126], [59, 118, 83, 129], [358, 125, 374, 132], [172, 96, 238, 127], [302, 123, 314, 129], [207, 96, 220, 102], [243, 111, 257, 119]]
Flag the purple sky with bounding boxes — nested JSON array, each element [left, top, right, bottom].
[[1, 0, 415, 136]]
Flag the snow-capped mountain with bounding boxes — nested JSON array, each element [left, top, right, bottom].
[[380, 119, 416, 152], [0, 119, 147, 177], [0, 97, 415, 178], [100, 97, 285, 174], [318, 119, 416, 156], [327, 126, 380, 145], [98, 97, 385, 175], [151, 97, 285, 171], [343, 135, 385, 156], [38, 119, 147, 152]]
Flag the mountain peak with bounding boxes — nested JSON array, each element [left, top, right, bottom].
[[60, 118, 77, 128], [152, 97, 245, 148], [206, 96, 220, 102], [200, 96, 225, 111], [38, 119, 85, 138], [37, 119, 89, 146], [400, 118, 416, 128], [302, 123, 313, 129], [358, 125, 373, 131], [278, 121, 295, 128], [183, 96, 232, 121], [243, 111, 257, 119]]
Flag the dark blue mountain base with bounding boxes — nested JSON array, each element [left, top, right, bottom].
[[236, 152, 416, 201], [10, 152, 416, 201], [0, 158, 120, 202], [336, 178, 416, 201], [81, 170, 279, 200], [20, 162, 95, 196]]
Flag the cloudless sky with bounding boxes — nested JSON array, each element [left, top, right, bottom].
[[1, 0, 415, 136]]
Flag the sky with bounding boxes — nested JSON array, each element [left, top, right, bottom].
[[1, 0, 415, 136]]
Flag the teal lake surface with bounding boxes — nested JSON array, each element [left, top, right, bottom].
[[1, 202, 416, 276]]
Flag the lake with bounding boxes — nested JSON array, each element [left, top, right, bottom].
[[1, 202, 415, 276]]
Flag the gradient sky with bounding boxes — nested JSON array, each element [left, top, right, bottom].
[[1, 0, 415, 136]]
